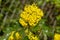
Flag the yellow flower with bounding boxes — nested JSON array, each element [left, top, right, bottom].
[[19, 3, 44, 27], [8, 36, 14, 40], [29, 35, 39, 40], [15, 32, 21, 40], [28, 32, 39, 40], [54, 33, 60, 40], [25, 29, 39, 40], [8, 31, 15, 40], [19, 18, 28, 27], [8, 31, 21, 40]]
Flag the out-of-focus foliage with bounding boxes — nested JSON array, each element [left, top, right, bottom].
[[52, 0, 60, 8], [56, 15, 60, 33], [56, 15, 60, 26]]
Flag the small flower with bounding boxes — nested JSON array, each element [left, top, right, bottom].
[[19, 3, 44, 27], [28, 32, 39, 40], [19, 18, 28, 27], [8, 31, 21, 40], [25, 29, 39, 40], [15, 32, 21, 40], [8, 36, 14, 40], [54, 33, 60, 40], [8, 31, 15, 40]]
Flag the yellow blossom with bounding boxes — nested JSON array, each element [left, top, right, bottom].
[[29, 35, 39, 40], [28, 32, 39, 40], [25, 29, 39, 40], [8, 36, 14, 40], [54, 33, 60, 40], [8, 31, 15, 40], [15, 32, 21, 40], [19, 3, 44, 27], [8, 31, 21, 40], [19, 18, 28, 27]]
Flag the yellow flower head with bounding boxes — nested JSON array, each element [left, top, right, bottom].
[[19, 3, 44, 27], [8, 36, 14, 40], [54, 33, 60, 40], [8, 31, 15, 40], [29, 35, 39, 40], [28, 32, 39, 40], [8, 31, 21, 40], [25, 29, 39, 40], [15, 32, 21, 40]]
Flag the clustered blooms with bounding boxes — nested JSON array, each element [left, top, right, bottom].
[[54, 33, 60, 40], [19, 3, 43, 27], [7, 3, 60, 40], [8, 31, 21, 40], [25, 29, 39, 40]]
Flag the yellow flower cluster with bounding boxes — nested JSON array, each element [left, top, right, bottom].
[[19, 3, 43, 27], [15, 32, 21, 40], [54, 33, 60, 40], [8, 31, 21, 40], [8, 31, 15, 40], [25, 29, 39, 40]]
